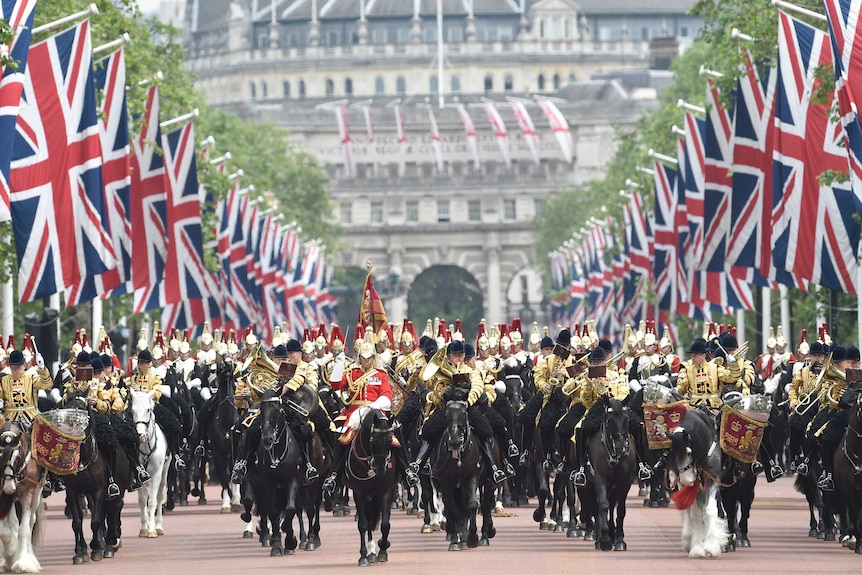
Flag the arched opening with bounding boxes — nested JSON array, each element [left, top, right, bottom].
[[261, 81, 268, 98], [408, 265, 484, 342], [451, 75, 461, 93], [504, 74, 513, 91], [330, 266, 368, 338], [283, 80, 291, 97], [504, 265, 545, 326], [429, 74, 439, 94], [396, 76, 406, 94], [299, 79, 306, 98], [484, 74, 493, 92], [553, 73, 561, 90], [375, 76, 385, 94], [249, 81, 257, 100], [345, 77, 353, 95], [537, 74, 545, 91]]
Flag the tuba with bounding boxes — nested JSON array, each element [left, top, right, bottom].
[[421, 348, 452, 382], [242, 343, 283, 396]]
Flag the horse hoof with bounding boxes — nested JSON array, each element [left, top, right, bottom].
[[368, 553, 378, 564], [553, 523, 565, 533], [467, 535, 479, 548], [421, 525, 433, 534], [614, 542, 627, 551], [299, 541, 307, 550], [459, 541, 468, 551], [139, 529, 149, 538], [431, 522, 441, 532], [809, 529, 819, 537], [448, 543, 461, 551], [738, 539, 751, 548], [147, 530, 158, 539], [334, 509, 346, 517], [261, 538, 270, 547], [358, 557, 370, 567], [532, 509, 545, 523], [378, 551, 388, 562], [575, 529, 585, 538], [479, 538, 489, 547], [408, 508, 418, 516], [818, 531, 826, 540], [103, 549, 114, 559], [567, 529, 578, 538], [286, 549, 296, 555], [220, 507, 232, 514], [659, 500, 669, 508], [240, 511, 252, 522], [488, 526, 496, 539], [271, 548, 283, 557], [539, 521, 549, 530], [649, 501, 659, 508], [198, 497, 207, 505], [243, 530, 254, 539], [595, 541, 601, 550], [112, 539, 122, 551], [73, 556, 85, 565], [855, 544, 862, 554], [305, 542, 317, 551], [157, 528, 165, 536], [179, 499, 188, 506], [825, 533, 837, 542], [584, 532, 595, 542], [417, 510, 425, 519], [231, 503, 243, 513], [440, 520, 447, 530], [91, 551, 103, 562]]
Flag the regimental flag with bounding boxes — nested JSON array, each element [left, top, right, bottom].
[[773, 12, 859, 293], [652, 160, 679, 313], [130, 85, 167, 312], [71, 47, 130, 304], [428, 108, 444, 172], [358, 265, 388, 337], [536, 97, 574, 164], [824, 0, 862, 210], [701, 82, 734, 273], [11, 20, 114, 303], [161, 121, 219, 324], [362, 104, 378, 172], [456, 103, 480, 170], [0, 0, 37, 222], [484, 102, 511, 167], [510, 101, 541, 165]]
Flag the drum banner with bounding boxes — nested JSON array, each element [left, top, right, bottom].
[[31, 414, 85, 475], [643, 400, 688, 449], [720, 405, 768, 464]]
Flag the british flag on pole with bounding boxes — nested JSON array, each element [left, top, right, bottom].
[[131, 85, 167, 312], [11, 20, 114, 303], [773, 11, 860, 293], [652, 160, 679, 313], [217, 182, 241, 331], [701, 82, 733, 273], [0, 0, 37, 222]]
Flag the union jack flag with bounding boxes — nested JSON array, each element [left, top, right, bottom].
[[227, 194, 254, 329], [568, 250, 586, 328], [701, 82, 733, 273], [69, 47, 130, 304], [682, 112, 705, 279], [131, 85, 167, 312], [317, 264, 338, 325], [286, 247, 308, 339], [652, 160, 679, 313], [11, 20, 114, 303], [824, 0, 862, 211], [162, 122, 219, 320], [217, 182, 242, 330], [773, 12, 859, 293], [0, 0, 37, 222]]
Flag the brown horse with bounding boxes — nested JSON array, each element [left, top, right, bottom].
[[0, 420, 46, 573]]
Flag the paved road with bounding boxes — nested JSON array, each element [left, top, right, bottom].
[[30, 475, 861, 574]]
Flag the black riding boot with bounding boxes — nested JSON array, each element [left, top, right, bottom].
[[540, 427, 557, 472], [409, 440, 433, 475], [195, 402, 213, 456], [757, 432, 784, 482], [169, 433, 186, 470], [322, 442, 348, 494], [481, 437, 507, 485], [634, 424, 653, 481], [571, 428, 587, 487], [555, 432, 569, 474], [393, 444, 420, 487], [519, 424, 534, 467], [301, 435, 319, 484], [106, 448, 121, 498], [496, 430, 516, 477], [818, 446, 835, 491], [231, 427, 255, 484]]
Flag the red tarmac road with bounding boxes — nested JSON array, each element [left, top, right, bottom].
[[31, 476, 861, 574]]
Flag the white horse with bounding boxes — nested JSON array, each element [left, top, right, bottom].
[[0, 422, 46, 572], [130, 390, 171, 539]]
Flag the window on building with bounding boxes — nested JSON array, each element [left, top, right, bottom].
[[680, 26, 689, 37], [551, 17, 559, 39], [299, 80, 306, 98], [430, 74, 439, 94], [537, 74, 545, 91], [327, 30, 338, 45], [325, 78, 334, 96], [568, 73, 576, 84], [340, 202, 352, 224], [372, 28, 388, 44], [406, 200, 419, 223], [258, 33, 269, 49], [249, 81, 256, 100], [504, 74, 513, 91], [448, 26, 463, 43], [498, 26, 513, 42], [553, 73, 561, 90], [349, 29, 359, 44], [468, 200, 481, 222], [451, 75, 461, 93], [397, 28, 411, 44], [375, 76, 385, 94], [345, 77, 353, 95], [504, 199, 516, 220], [260, 81, 267, 98], [534, 198, 546, 216], [423, 27, 437, 43], [642, 27, 649, 41], [565, 18, 572, 38], [396, 76, 406, 94], [437, 200, 450, 223], [484, 74, 493, 92], [539, 19, 545, 38], [371, 201, 384, 224], [282, 80, 290, 98]]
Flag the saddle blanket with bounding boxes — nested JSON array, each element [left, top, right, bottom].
[[31, 414, 85, 475], [720, 405, 767, 464], [643, 400, 688, 449]]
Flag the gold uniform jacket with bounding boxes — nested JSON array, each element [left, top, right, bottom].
[[677, 360, 739, 407], [129, 369, 163, 402], [789, 363, 818, 405], [428, 367, 484, 409], [0, 367, 52, 422]]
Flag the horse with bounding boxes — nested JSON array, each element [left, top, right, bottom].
[[344, 408, 399, 566], [835, 387, 862, 553], [579, 397, 635, 551], [201, 359, 241, 514], [0, 420, 45, 573], [432, 398, 496, 551], [667, 408, 728, 558], [129, 390, 171, 539], [247, 390, 302, 557], [60, 395, 132, 564]]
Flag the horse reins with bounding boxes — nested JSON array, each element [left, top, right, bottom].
[[260, 398, 289, 468], [347, 415, 393, 480]]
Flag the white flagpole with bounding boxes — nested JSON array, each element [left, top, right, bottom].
[[736, 308, 746, 347], [93, 33, 130, 56], [762, 286, 771, 353], [780, 284, 791, 346], [32, 3, 99, 35], [92, 299, 103, 345], [770, 0, 827, 22], [1, 278, 11, 342], [437, 0, 444, 109], [160, 108, 199, 129]]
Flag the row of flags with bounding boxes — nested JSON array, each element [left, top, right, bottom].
[[0, 10, 335, 342], [332, 97, 574, 177], [550, 6, 862, 342]]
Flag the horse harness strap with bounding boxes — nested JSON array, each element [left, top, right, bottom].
[[843, 420, 862, 475]]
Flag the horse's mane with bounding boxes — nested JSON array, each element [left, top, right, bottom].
[[260, 389, 280, 402], [670, 408, 715, 471]]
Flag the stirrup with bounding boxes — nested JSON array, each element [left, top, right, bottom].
[[194, 443, 206, 457], [504, 461, 516, 477], [789, 458, 798, 473], [542, 457, 554, 473], [491, 468, 507, 485], [322, 474, 337, 494], [54, 478, 66, 492], [518, 452, 530, 468], [405, 469, 420, 487], [231, 460, 248, 483], [107, 480, 121, 498], [796, 459, 809, 476], [638, 462, 653, 481], [175, 455, 186, 470], [770, 461, 785, 479], [507, 443, 520, 458], [305, 464, 319, 482], [137, 466, 152, 484], [818, 473, 834, 492], [408, 460, 420, 474], [556, 460, 567, 474], [571, 468, 587, 487], [751, 460, 764, 474]]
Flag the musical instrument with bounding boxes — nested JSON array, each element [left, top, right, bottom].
[[243, 343, 287, 396], [794, 354, 834, 415], [421, 348, 454, 382], [713, 340, 750, 366]]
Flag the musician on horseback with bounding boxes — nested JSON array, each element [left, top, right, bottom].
[[570, 346, 652, 486], [130, 349, 186, 471], [676, 340, 741, 409], [408, 339, 507, 485], [806, 344, 852, 491], [322, 331, 419, 493], [0, 348, 52, 426]]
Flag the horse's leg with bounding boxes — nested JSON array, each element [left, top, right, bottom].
[[720, 489, 737, 552], [702, 484, 727, 558], [479, 481, 496, 546], [282, 481, 299, 554], [154, 460, 169, 536], [595, 478, 612, 551], [88, 493, 106, 561], [378, 484, 393, 562], [137, 484, 150, 537], [738, 480, 755, 547], [11, 485, 42, 573], [420, 474, 434, 533], [267, 489, 283, 557], [466, 479, 480, 548], [356, 496, 370, 566], [614, 479, 627, 551], [68, 490, 89, 564]]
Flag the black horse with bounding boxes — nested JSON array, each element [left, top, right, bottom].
[[835, 388, 862, 554], [432, 398, 496, 550], [60, 395, 131, 565], [200, 359, 239, 513], [344, 408, 399, 566], [579, 397, 635, 551]]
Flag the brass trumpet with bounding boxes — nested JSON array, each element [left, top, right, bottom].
[[794, 354, 835, 415]]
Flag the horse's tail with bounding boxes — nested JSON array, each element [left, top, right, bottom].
[[32, 496, 46, 547]]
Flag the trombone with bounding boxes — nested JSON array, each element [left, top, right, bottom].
[[794, 353, 839, 415]]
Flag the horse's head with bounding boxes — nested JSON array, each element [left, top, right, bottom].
[[505, 374, 523, 408], [130, 389, 156, 440], [364, 408, 395, 477], [444, 400, 469, 452], [318, 385, 343, 419], [215, 359, 236, 397], [602, 398, 630, 465], [259, 390, 283, 451], [667, 409, 714, 488], [0, 422, 26, 495]]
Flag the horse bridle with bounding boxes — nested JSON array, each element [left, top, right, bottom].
[[842, 393, 862, 476], [260, 397, 289, 468], [348, 412, 393, 480], [599, 408, 630, 466], [0, 428, 30, 485], [135, 406, 159, 465]]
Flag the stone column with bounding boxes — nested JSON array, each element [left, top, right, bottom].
[[485, 245, 502, 324], [387, 248, 407, 323]]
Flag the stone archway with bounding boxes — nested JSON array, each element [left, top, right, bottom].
[[504, 265, 546, 326], [407, 265, 484, 343]]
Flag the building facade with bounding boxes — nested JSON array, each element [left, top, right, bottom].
[[181, 0, 697, 326]]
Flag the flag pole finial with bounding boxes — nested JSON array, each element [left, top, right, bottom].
[[366, 260, 373, 273]]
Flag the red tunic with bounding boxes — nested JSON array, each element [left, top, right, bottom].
[[331, 366, 392, 423]]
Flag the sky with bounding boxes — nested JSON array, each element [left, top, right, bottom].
[[136, 0, 160, 15]]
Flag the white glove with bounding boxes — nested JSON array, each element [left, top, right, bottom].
[[160, 384, 172, 398], [726, 354, 737, 364], [187, 377, 202, 390], [369, 395, 392, 411], [504, 356, 518, 369], [629, 379, 642, 393], [200, 387, 213, 401], [0, 399, 4, 410], [347, 406, 370, 429], [49, 388, 62, 404], [330, 352, 346, 383], [494, 381, 506, 394], [35, 353, 44, 369], [648, 374, 670, 387]]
